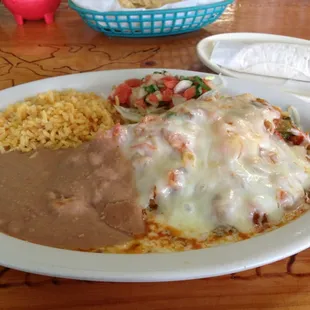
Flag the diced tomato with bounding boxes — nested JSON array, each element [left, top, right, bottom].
[[162, 129, 187, 152], [274, 131, 284, 140], [183, 86, 196, 100], [131, 143, 157, 151], [114, 83, 132, 105], [112, 123, 121, 137], [125, 78, 142, 88], [167, 169, 184, 190], [168, 170, 177, 188], [131, 143, 157, 158], [142, 115, 161, 123], [161, 76, 179, 89], [147, 93, 159, 106], [161, 88, 173, 102], [290, 135, 304, 145], [203, 79, 212, 90], [134, 98, 147, 109], [277, 190, 288, 203], [273, 118, 280, 126], [144, 74, 152, 84]]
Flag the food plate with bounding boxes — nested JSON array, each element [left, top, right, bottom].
[[196, 33, 310, 99], [1, 69, 310, 282]]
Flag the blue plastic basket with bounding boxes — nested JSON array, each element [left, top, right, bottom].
[[69, 0, 234, 38]]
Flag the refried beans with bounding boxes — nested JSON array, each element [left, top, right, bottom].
[[0, 132, 145, 250]]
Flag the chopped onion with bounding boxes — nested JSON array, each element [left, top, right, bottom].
[[137, 87, 147, 99], [172, 95, 187, 106], [288, 106, 301, 128], [174, 80, 193, 94], [114, 106, 143, 122], [115, 105, 167, 123], [289, 128, 310, 145], [212, 74, 227, 90], [154, 90, 163, 101], [151, 73, 165, 81], [197, 90, 218, 100], [290, 128, 301, 136]]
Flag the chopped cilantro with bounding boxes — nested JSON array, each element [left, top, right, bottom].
[[192, 76, 211, 91], [144, 84, 159, 93], [153, 70, 167, 74], [179, 75, 191, 81], [280, 132, 293, 140], [158, 101, 168, 106], [195, 85, 202, 97]]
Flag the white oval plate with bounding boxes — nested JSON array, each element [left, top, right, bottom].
[[1, 69, 310, 282], [196, 33, 310, 98]]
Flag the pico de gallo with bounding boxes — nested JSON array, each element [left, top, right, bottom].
[[274, 105, 309, 146], [108, 71, 215, 122]]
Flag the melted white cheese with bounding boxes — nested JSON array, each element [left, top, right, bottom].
[[119, 94, 310, 238]]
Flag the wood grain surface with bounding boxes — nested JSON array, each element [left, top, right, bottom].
[[0, 0, 310, 309]]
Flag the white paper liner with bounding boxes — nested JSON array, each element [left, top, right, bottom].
[[72, 0, 224, 12], [210, 41, 310, 82]]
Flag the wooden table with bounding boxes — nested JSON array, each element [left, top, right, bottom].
[[0, 0, 310, 309]]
